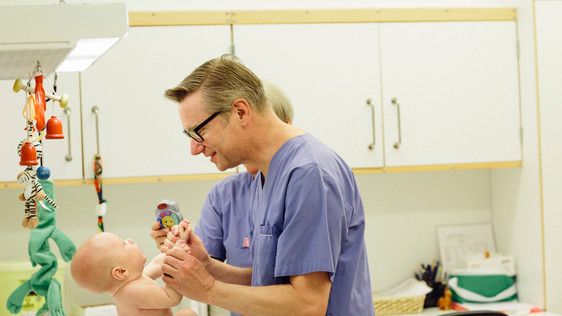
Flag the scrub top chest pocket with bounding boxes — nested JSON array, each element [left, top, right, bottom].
[[252, 224, 285, 286]]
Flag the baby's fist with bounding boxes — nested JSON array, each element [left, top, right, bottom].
[[174, 239, 191, 253]]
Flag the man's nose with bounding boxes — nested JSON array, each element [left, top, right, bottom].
[[190, 139, 205, 155]]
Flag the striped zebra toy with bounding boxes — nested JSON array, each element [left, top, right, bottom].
[[17, 167, 57, 229]]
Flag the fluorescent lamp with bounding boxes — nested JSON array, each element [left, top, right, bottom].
[[56, 37, 120, 72]]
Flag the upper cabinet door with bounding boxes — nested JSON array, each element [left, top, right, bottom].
[[81, 26, 231, 179], [40, 72, 84, 180], [380, 22, 521, 167], [234, 23, 384, 168], [0, 73, 82, 182]]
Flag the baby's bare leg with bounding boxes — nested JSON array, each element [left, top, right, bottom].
[[174, 308, 198, 316]]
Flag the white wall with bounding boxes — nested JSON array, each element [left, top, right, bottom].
[[490, 0, 545, 308], [357, 171, 492, 291], [535, 1, 562, 312]]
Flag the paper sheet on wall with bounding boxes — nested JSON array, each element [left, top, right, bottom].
[[437, 223, 496, 273]]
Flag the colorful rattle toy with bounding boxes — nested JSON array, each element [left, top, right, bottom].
[[155, 200, 183, 229]]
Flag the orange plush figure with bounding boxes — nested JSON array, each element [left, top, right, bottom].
[[34, 75, 46, 132]]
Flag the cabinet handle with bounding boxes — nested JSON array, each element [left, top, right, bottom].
[[92, 106, 101, 155], [391, 97, 402, 149], [366, 98, 376, 150], [64, 107, 72, 161]]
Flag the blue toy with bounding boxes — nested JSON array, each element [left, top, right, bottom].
[[36, 166, 50, 180], [155, 199, 183, 229]]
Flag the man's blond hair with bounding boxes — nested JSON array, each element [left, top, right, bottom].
[[164, 55, 267, 117]]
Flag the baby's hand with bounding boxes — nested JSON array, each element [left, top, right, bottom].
[[162, 220, 191, 253], [173, 239, 191, 253], [173, 220, 191, 242]]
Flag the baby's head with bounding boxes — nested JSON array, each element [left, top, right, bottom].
[[71, 232, 147, 293]]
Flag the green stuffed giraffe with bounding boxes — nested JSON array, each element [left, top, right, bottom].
[[7, 179, 76, 315]]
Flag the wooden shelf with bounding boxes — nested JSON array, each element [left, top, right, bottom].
[[129, 8, 516, 27], [0, 161, 521, 189]]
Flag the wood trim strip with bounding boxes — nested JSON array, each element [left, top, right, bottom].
[[353, 161, 521, 175], [0, 162, 520, 189], [531, 0, 548, 309], [0, 173, 233, 189], [128, 8, 516, 27]]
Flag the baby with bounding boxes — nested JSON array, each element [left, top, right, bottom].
[[71, 222, 196, 316]]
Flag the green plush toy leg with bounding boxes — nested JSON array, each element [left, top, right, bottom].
[[32, 279, 60, 316], [30, 258, 57, 294], [6, 280, 31, 314], [51, 229, 76, 262], [28, 210, 55, 267], [46, 279, 64, 316], [36, 301, 48, 316]]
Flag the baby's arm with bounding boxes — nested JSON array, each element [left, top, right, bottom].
[[123, 281, 182, 309], [143, 253, 166, 280]]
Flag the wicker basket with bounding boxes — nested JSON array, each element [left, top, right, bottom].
[[373, 295, 425, 315]]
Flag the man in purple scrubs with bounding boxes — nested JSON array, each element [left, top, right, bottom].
[[191, 82, 293, 316], [152, 81, 293, 269], [158, 55, 374, 315]]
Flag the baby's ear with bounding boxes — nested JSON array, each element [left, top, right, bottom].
[[111, 266, 129, 280]]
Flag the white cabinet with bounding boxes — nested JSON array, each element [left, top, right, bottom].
[[380, 22, 521, 166], [535, 1, 562, 313], [235, 23, 384, 168], [0, 73, 83, 181], [81, 26, 231, 178], [234, 21, 521, 169], [0, 17, 523, 182]]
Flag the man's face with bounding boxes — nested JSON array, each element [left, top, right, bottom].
[[178, 91, 242, 171]]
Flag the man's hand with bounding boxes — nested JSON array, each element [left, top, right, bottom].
[[162, 247, 215, 302], [150, 221, 170, 252]]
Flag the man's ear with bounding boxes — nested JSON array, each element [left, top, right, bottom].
[[232, 99, 251, 123], [111, 266, 129, 280]]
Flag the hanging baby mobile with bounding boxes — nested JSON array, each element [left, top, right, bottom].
[[91, 106, 108, 232], [7, 61, 76, 316]]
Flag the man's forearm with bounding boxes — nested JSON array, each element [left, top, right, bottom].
[[206, 258, 252, 285], [205, 279, 328, 316]]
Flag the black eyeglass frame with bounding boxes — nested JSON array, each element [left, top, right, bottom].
[[183, 111, 221, 143]]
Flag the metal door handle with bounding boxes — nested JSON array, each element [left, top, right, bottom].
[[92, 106, 101, 155], [64, 107, 72, 161], [366, 98, 376, 150], [391, 97, 402, 149]]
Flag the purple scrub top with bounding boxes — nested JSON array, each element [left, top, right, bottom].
[[250, 133, 374, 315], [195, 172, 254, 268]]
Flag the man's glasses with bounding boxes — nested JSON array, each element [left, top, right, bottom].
[[183, 111, 221, 143]]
